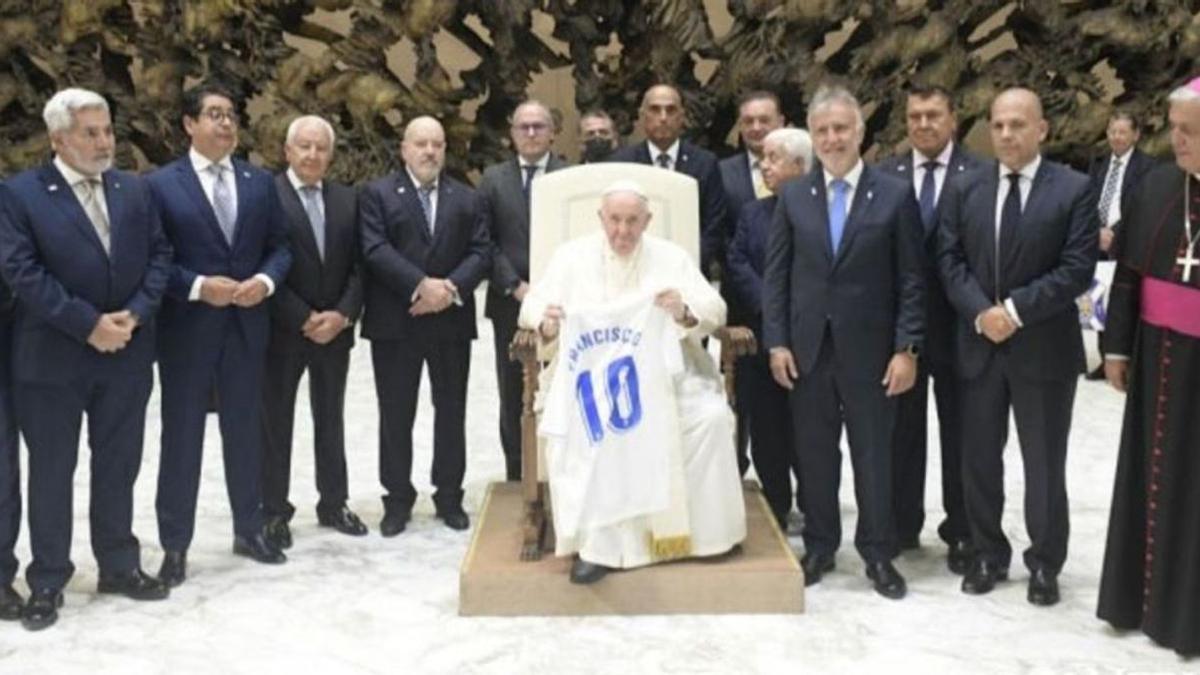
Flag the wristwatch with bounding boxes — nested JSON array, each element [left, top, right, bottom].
[[897, 344, 920, 359]]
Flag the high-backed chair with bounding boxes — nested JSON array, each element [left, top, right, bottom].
[[511, 162, 756, 561]]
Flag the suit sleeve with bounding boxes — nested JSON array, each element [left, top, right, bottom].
[[1101, 178, 1145, 358], [700, 164, 731, 276], [446, 191, 492, 294], [0, 183, 100, 342], [936, 177, 994, 321], [761, 191, 794, 351], [893, 189, 925, 350], [122, 183, 174, 323], [335, 190, 364, 322], [256, 180, 294, 285], [359, 183, 427, 299], [1006, 179, 1099, 326], [149, 179, 200, 302], [726, 205, 762, 316], [481, 175, 522, 292]]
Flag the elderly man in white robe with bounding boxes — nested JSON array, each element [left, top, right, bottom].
[[519, 179, 746, 584]]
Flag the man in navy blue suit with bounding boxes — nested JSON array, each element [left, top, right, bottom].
[[875, 85, 985, 574], [360, 116, 489, 536], [608, 84, 730, 277], [938, 88, 1097, 606], [763, 84, 925, 600], [147, 82, 292, 587], [0, 88, 174, 629], [0, 274, 18, 623], [726, 127, 811, 529]]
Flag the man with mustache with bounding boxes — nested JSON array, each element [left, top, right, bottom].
[[0, 87, 174, 629], [360, 116, 490, 536]]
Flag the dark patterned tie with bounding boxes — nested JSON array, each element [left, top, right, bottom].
[[656, 153, 671, 170], [1097, 157, 1122, 225], [522, 164, 538, 208], [997, 172, 1022, 297], [418, 183, 435, 233], [300, 185, 325, 260], [918, 160, 939, 230]]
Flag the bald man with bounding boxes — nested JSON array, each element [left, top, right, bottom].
[[937, 88, 1097, 605], [359, 116, 490, 535]]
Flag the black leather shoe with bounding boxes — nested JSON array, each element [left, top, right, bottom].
[[437, 507, 470, 531], [233, 533, 287, 564], [98, 569, 169, 601], [0, 584, 23, 621], [962, 559, 1008, 595], [569, 558, 611, 584], [866, 561, 907, 600], [21, 589, 62, 631], [1027, 567, 1060, 606], [379, 508, 411, 537], [158, 550, 187, 588], [318, 506, 369, 536], [264, 516, 293, 550], [947, 540, 974, 576], [801, 552, 835, 586]]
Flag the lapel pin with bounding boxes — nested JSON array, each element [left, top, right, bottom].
[[957, 164, 965, 172], [867, 190, 873, 200], [242, 170, 251, 179], [397, 186, 406, 194], [898, 164, 907, 172], [113, 182, 121, 189], [48, 183, 58, 192], [681, 154, 688, 163], [810, 186, 817, 196]]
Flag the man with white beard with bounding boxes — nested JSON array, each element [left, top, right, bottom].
[[519, 179, 746, 584]]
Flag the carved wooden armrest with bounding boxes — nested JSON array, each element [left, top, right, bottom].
[[510, 328, 550, 561], [713, 325, 758, 408]]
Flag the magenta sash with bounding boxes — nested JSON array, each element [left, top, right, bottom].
[[1141, 276, 1200, 339]]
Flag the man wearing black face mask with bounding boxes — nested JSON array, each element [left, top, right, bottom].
[[578, 110, 618, 163]]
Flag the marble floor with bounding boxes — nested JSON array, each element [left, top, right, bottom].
[[0, 308, 1193, 674]]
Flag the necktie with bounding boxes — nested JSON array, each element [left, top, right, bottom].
[[656, 153, 672, 170], [78, 178, 110, 254], [418, 183, 435, 233], [997, 172, 1022, 297], [522, 164, 538, 207], [828, 178, 849, 255], [918, 160, 939, 230], [208, 164, 236, 244], [1097, 157, 1122, 225], [300, 185, 325, 260], [752, 160, 771, 199]]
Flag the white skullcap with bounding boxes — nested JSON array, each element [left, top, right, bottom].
[[601, 179, 648, 201]]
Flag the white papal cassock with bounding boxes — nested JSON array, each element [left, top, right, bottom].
[[519, 230, 746, 569]]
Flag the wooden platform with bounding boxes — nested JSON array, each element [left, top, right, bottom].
[[459, 482, 804, 616]]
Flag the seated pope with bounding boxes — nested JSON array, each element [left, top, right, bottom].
[[518, 179, 746, 585]]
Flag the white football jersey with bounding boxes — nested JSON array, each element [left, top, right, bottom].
[[540, 292, 685, 532]]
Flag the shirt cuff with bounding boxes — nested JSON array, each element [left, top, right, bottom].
[[189, 275, 206, 302], [255, 273, 276, 297], [1105, 354, 1130, 362], [1003, 298, 1023, 328]]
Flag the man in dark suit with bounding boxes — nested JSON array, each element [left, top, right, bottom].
[[0, 88, 173, 629], [0, 273, 18, 622], [937, 87, 1097, 606], [360, 116, 489, 536], [720, 90, 787, 480], [578, 109, 618, 163], [261, 115, 365, 550], [1085, 110, 1155, 378], [148, 82, 293, 587], [763, 85, 925, 600], [726, 127, 811, 529], [876, 85, 985, 573], [608, 84, 730, 276], [479, 101, 568, 481]]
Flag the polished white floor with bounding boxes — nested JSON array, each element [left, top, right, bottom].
[[0, 308, 1193, 674]]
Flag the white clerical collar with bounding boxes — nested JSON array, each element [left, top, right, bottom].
[[53, 155, 98, 185], [189, 146, 234, 174], [912, 142, 954, 169], [286, 167, 322, 193], [824, 159, 864, 190], [647, 139, 680, 165], [520, 152, 550, 171], [998, 155, 1041, 182], [405, 166, 438, 191]]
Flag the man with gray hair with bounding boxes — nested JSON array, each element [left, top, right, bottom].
[[763, 84, 925, 599], [520, 179, 746, 584], [0, 87, 174, 629], [261, 114, 366, 550]]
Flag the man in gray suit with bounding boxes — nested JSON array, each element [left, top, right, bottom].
[[262, 115, 365, 549], [479, 100, 568, 480]]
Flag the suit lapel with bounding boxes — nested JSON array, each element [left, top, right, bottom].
[[505, 159, 529, 224], [230, 159, 254, 249], [432, 178, 453, 245], [277, 175, 322, 262], [39, 165, 107, 258], [1008, 162, 1054, 270], [978, 166, 1000, 287], [806, 175, 834, 265], [393, 171, 432, 243], [100, 170, 126, 265], [174, 159, 229, 251]]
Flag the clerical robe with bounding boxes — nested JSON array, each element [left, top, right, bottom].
[[519, 231, 746, 569], [1098, 164, 1200, 655]]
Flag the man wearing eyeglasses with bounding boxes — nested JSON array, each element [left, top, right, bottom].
[[146, 82, 293, 587], [479, 100, 569, 481]]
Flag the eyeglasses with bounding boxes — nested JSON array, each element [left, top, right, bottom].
[[200, 108, 239, 125], [513, 122, 549, 135]]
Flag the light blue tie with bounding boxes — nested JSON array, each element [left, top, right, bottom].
[[828, 178, 848, 254], [208, 164, 237, 244], [300, 185, 325, 260]]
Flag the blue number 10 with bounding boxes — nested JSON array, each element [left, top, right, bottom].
[[574, 355, 643, 444]]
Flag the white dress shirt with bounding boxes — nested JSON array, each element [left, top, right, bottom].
[[406, 165, 439, 228], [911, 142, 955, 205], [53, 156, 110, 247], [647, 139, 681, 170], [1100, 148, 1133, 228], [520, 151, 551, 187], [823, 159, 865, 220]]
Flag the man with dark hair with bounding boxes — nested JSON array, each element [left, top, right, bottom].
[[876, 83, 984, 574], [481, 101, 569, 481], [608, 84, 730, 276], [578, 110, 618, 163], [0, 87, 174, 629], [148, 81, 293, 587]]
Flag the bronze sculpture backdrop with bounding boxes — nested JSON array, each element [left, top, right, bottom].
[[0, 1, 1194, 181]]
